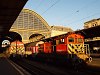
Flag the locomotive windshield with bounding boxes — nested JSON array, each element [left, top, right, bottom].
[[68, 38, 74, 42]]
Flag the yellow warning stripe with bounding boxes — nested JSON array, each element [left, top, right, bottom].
[[67, 49, 72, 54], [68, 44, 77, 54], [68, 44, 84, 54]]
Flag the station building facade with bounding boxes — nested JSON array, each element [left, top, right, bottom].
[[84, 18, 100, 53], [84, 18, 100, 29], [50, 26, 73, 37]]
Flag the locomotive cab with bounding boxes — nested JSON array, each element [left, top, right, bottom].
[[54, 33, 92, 63], [67, 33, 91, 63]]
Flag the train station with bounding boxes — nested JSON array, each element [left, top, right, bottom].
[[0, 0, 100, 75]]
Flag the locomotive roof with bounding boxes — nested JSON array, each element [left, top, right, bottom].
[[41, 32, 80, 41]]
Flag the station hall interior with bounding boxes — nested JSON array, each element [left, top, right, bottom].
[[0, 0, 100, 75], [0, 0, 100, 54]]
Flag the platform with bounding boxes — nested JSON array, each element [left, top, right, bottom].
[[0, 57, 30, 75]]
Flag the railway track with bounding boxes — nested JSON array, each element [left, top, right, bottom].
[[11, 58, 67, 75], [10, 58, 100, 75]]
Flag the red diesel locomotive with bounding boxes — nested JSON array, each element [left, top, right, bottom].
[[7, 40, 25, 57], [25, 32, 92, 64]]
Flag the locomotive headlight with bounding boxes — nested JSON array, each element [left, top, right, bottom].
[[2, 40, 10, 47]]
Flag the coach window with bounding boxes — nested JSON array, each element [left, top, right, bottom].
[[68, 38, 74, 42]]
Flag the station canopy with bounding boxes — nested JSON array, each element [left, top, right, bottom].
[[0, 0, 28, 35], [75, 26, 100, 38]]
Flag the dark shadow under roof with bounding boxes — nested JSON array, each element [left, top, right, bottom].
[[0, 0, 28, 35], [75, 26, 100, 38], [29, 34, 45, 39]]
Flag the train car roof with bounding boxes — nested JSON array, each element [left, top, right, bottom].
[[24, 41, 44, 47], [24, 41, 38, 47]]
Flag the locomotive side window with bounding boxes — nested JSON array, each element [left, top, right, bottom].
[[56, 38, 65, 44], [78, 38, 83, 43], [60, 38, 65, 44], [68, 38, 74, 42]]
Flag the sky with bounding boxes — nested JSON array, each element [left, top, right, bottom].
[[24, 0, 100, 31]]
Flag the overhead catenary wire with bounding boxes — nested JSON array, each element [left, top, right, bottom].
[[67, 12, 100, 25], [60, 0, 99, 22], [35, 0, 44, 11], [41, 0, 61, 15], [35, 0, 53, 11]]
